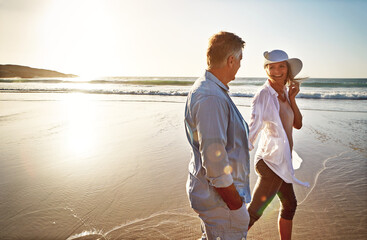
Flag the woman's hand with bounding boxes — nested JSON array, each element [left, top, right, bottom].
[[288, 81, 300, 100], [288, 81, 303, 129]]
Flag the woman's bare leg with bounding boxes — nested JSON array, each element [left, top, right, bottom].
[[278, 217, 292, 240]]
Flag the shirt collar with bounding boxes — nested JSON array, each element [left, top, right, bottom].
[[205, 70, 229, 92], [265, 79, 287, 97]]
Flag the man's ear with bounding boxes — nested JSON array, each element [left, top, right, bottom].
[[227, 55, 234, 67]]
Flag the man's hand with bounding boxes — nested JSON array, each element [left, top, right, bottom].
[[215, 183, 243, 210]]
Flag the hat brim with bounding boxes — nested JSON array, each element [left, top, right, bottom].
[[264, 58, 303, 77]]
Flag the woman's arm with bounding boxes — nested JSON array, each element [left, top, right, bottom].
[[289, 81, 303, 129]]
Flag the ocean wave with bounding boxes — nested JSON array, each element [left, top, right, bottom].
[[297, 92, 367, 100], [1, 88, 367, 100], [1, 77, 366, 88], [299, 80, 367, 88], [0, 88, 189, 96], [0, 78, 195, 86]]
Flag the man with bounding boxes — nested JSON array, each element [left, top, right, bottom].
[[184, 31, 251, 240]]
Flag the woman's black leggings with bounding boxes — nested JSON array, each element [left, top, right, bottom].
[[247, 160, 297, 227]]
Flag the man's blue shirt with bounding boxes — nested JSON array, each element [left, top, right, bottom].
[[184, 70, 251, 212]]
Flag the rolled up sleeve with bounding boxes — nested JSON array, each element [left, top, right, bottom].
[[194, 96, 233, 188]]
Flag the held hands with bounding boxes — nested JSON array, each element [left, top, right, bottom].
[[288, 81, 300, 101]]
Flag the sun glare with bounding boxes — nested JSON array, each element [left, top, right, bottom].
[[61, 94, 99, 158]]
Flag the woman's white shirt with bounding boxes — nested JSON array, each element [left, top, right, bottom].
[[248, 80, 309, 187]]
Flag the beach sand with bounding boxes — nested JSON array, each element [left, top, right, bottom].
[[0, 93, 366, 239]]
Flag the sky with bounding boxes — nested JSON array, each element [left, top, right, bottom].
[[0, 0, 366, 78]]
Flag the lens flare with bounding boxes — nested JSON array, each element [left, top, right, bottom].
[[224, 165, 233, 175], [206, 143, 225, 162]]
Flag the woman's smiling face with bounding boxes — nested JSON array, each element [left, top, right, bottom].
[[266, 61, 288, 85]]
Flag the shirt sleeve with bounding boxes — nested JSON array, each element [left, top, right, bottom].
[[194, 95, 233, 188], [248, 92, 265, 150]]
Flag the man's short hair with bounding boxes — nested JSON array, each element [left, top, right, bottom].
[[207, 31, 245, 68]]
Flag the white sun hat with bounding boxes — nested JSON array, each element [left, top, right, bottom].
[[263, 49, 303, 77]]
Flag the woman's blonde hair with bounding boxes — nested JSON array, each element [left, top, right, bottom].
[[286, 62, 308, 86]]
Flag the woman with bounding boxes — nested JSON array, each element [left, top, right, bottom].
[[247, 49, 309, 240]]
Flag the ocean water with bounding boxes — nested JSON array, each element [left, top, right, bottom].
[[1, 76, 366, 113], [0, 77, 366, 97]]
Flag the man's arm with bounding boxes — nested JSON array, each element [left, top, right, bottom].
[[195, 96, 243, 210]]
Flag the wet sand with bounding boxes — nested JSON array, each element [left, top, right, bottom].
[[0, 93, 366, 239]]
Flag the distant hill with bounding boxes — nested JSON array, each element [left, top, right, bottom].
[[0, 64, 78, 78]]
